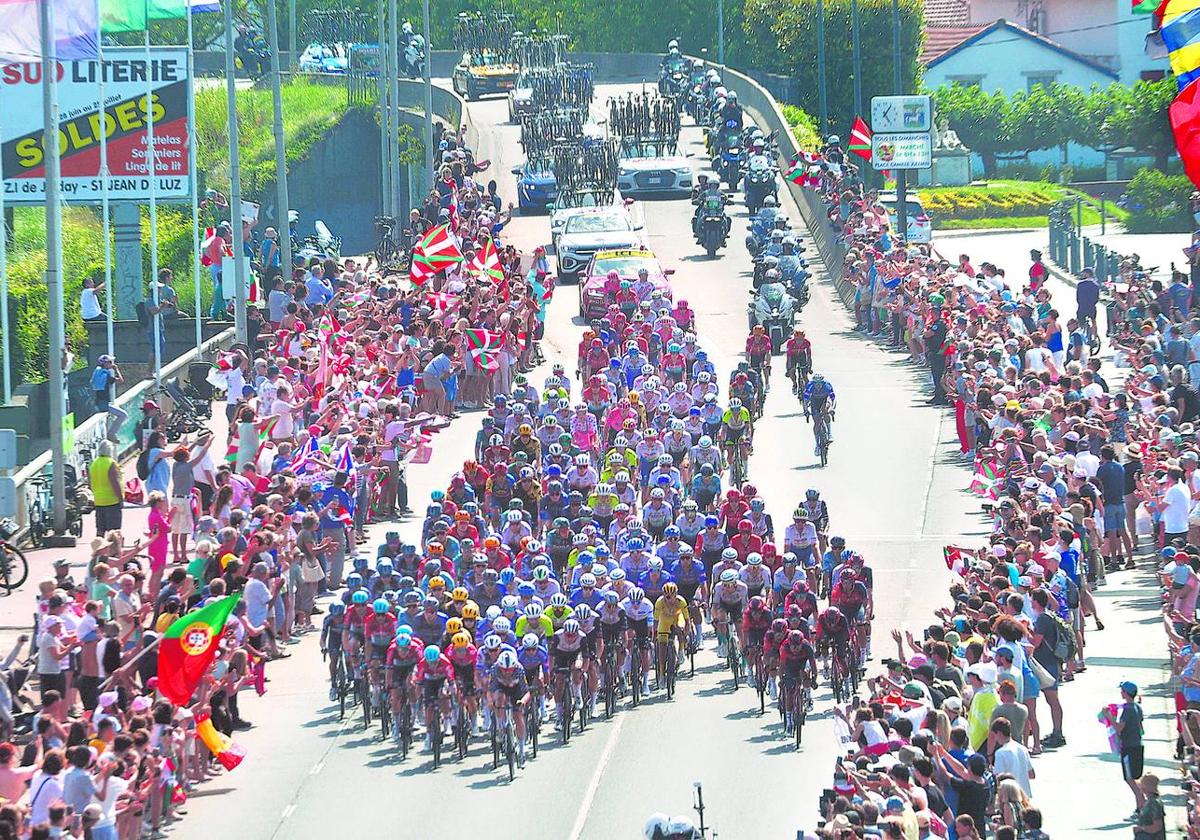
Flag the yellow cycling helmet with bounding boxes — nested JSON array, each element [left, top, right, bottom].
[[462, 603, 480, 620], [451, 586, 469, 602], [429, 575, 447, 590], [446, 617, 464, 635], [452, 631, 471, 649], [663, 582, 679, 596]]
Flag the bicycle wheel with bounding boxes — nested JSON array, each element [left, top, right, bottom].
[[794, 689, 804, 749], [528, 699, 540, 758], [0, 542, 29, 591], [755, 656, 766, 714], [400, 701, 413, 760], [665, 643, 677, 700], [728, 639, 741, 691], [491, 713, 500, 769], [630, 653, 641, 708], [505, 718, 516, 780], [604, 655, 616, 719], [28, 503, 45, 548], [560, 682, 572, 745], [456, 708, 468, 761], [360, 679, 372, 728], [336, 662, 347, 720], [431, 707, 442, 769], [379, 692, 391, 741]]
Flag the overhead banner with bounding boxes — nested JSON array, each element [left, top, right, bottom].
[[0, 46, 191, 205]]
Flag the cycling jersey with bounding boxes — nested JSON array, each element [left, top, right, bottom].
[[778, 641, 816, 680], [653, 595, 690, 637], [364, 613, 398, 651], [722, 407, 751, 429], [514, 614, 553, 639], [831, 581, 869, 620], [816, 609, 850, 642]]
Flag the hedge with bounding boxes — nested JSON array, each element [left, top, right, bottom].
[[1123, 169, 1194, 234]]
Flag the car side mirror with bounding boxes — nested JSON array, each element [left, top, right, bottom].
[[511, 166, 522, 175]]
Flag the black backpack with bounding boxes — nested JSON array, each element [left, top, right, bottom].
[[136, 449, 150, 480]]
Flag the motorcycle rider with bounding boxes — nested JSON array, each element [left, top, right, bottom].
[[400, 20, 426, 77], [718, 90, 744, 132], [777, 237, 808, 300], [661, 39, 684, 71], [691, 177, 729, 241]]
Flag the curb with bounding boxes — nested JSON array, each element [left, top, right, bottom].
[[935, 227, 1043, 239]]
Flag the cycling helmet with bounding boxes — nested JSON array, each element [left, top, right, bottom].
[[484, 634, 502, 651], [352, 591, 369, 605], [720, 569, 738, 583], [452, 632, 471, 649], [496, 650, 519, 669], [423, 645, 441, 663], [501, 595, 519, 611], [574, 603, 595, 620], [580, 573, 597, 587], [451, 586, 469, 602], [525, 603, 544, 619], [648, 557, 664, 572], [830, 535, 846, 548], [521, 633, 540, 649], [630, 587, 646, 602], [729, 397, 742, 409], [517, 581, 536, 598], [721, 547, 738, 561], [549, 593, 569, 608], [664, 525, 680, 538], [704, 515, 719, 527], [532, 565, 551, 581], [402, 591, 421, 606], [763, 195, 777, 207], [330, 602, 346, 615], [562, 619, 581, 635], [610, 568, 626, 581], [749, 595, 766, 611], [353, 556, 370, 570], [603, 590, 619, 604], [493, 617, 512, 634], [446, 617, 463, 635], [462, 604, 480, 620], [786, 604, 802, 618], [787, 630, 805, 646], [645, 814, 671, 840], [662, 582, 679, 596], [738, 519, 753, 533], [346, 572, 364, 589], [747, 552, 763, 566]]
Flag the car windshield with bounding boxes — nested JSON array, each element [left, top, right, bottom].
[[884, 201, 925, 218], [526, 160, 553, 177], [621, 141, 674, 159], [763, 283, 785, 303], [593, 257, 657, 277], [565, 213, 630, 234]]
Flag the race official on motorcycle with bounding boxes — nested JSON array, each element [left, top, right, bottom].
[[777, 237, 807, 298], [691, 177, 727, 239], [718, 90, 744, 131], [661, 40, 683, 70]]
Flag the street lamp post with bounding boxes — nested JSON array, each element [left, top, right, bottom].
[[224, 0, 248, 342], [891, 0, 908, 242], [266, 0, 292, 280], [816, 0, 827, 135], [423, 0, 433, 183], [717, 0, 725, 66], [851, 0, 862, 116]]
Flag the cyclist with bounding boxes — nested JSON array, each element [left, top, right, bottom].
[[745, 325, 772, 378], [653, 582, 692, 687], [719, 397, 753, 469], [830, 569, 870, 670], [489, 650, 532, 767], [815, 604, 852, 679], [778, 629, 817, 727], [669, 546, 708, 649], [551, 619, 587, 722], [320, 602, 347, 700], [711, 567, 749, 658], [785, 328, 812, 394], [800, 488, 831, 560], [385, 630, 423, 744], [802, 373, 836, 452], [448, 631, 480, 734], [784, 508, 819, 588], [742, 595, 773, 682], [820, 535, 845, 600], [344, 590, 371, 672], [621, 587, 654, 696], [739, 552, 771, 602], [413, 644, 456, 751]]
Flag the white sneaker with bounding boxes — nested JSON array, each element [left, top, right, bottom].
[[329, 685, 337, 702]]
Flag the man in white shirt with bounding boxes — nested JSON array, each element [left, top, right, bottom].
[[80, 276, 104, 321], [1159, 467, 1193, 544], [990, 716, 1035, 796]]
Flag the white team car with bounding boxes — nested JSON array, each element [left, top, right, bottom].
[[616, 140, 693, 197]]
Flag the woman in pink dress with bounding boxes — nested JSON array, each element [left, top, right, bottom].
[[146, 492, 170, 598]]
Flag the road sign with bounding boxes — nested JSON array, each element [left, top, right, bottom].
[[870, 95, 933, 134], [871, 133, 933, 171]]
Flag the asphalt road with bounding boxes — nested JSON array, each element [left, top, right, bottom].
[[169, 86, 990, 839]]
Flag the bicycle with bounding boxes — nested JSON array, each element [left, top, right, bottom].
[[751, 645, 767, 714], [26, 476, 51, 549], [726, 632, 741, 691], [1081, 312, 1102, 356], [396, 689, 415, 760], [0, 521, 29, 593], [524, 678, 542, 759], [630, 634, 651, 708], [374, 216, 400, 267], [496, 701, 517, 780], [453, 692, 470, 760], [578, 659, 593, 733], [334, 648, 353, 719], [812, 410, 832, 468], [602, 641, 620, 719], [430, 692, 444, 769], [830, 644, 853, 704], [555, 665, 574, 745]]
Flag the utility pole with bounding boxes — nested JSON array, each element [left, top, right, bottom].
[[816, 0, 827, 135], [224, 0, 248, 343], [389, 0, 401, 213], [892, 0, 908, 242], [422, 0, 433, 183], [717, 0, 725, 66], [378, 0, 391, 216], [851, 0, 862, 116], [39, 0, 68, 534], [266, 0, 292, 280], [288, 0, 297, 70]]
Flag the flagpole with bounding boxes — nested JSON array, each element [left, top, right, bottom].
[[187, 5, 202, 352], [99, 42, 115, 360], [0, 114, 10, 404], [41, 0, 69, 533], [223, 0, 248, 344], [146, 25, 162, 382]]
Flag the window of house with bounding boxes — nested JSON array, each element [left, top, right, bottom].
[[1026, 73, 1057, 91], [946, 75, 984, 88], [1141, 70, 1166, 82]]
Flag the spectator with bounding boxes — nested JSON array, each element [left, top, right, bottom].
[[1116, 680, 1146, 818], [88, 442, 123, 534]]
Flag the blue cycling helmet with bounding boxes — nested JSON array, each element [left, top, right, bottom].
[[353, 556, 370, 570], [372, 598, 388, 614], [517, 582, 536, 597], [346, 572, 364, 588], [840, 549, 854, 561], [424, 645, 440, 663], [664, 526, 680, 538], [329, 602, 346, 615], [704, 515, 719, 527], [430, 490, 445, 502], [628, 538, 645, 550], [394, 631, 413, 646], [499, 568, 516, 585], [595, 545, 610, 557], [352, 591, 368, 605]]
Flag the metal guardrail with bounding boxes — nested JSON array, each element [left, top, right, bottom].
[[11, 327, 237, 533], [1048, 200, 1122, 283]]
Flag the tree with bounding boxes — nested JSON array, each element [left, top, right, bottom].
[[931, 83, 1010, 175], [742, 0, 924, 134], [1001, 85, 1067, 162], [1105, 78, 1176, 170]]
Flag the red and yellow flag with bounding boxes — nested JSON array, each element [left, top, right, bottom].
[[157, 595, 240, 705]]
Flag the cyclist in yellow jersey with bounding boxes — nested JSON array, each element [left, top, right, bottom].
[[514, 603, 553, 642], [653, 582, 692, 686], [719, 397, 753, 466]]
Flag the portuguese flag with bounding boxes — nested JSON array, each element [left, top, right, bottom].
[[848, 116, 873, 161], [1131, 0, 1157, 14], [409, 223, 464, 286], [157, 595, 240, 705], [195, 711, 245, 771]]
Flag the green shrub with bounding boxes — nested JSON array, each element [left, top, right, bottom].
[[781, 104, 820, 151], [1123, 168, 1193, 233]]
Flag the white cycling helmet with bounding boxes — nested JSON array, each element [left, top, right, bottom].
[[644, 814, 671, 840]]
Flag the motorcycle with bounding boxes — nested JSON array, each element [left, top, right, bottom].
[[743, 154, 777, 215], [717, 134, 744, 190], [234, 32, 269, 79], [748, 282, 798, 353], [400, 33, 426, 78], [698, 194, 730, 258], [745, 215, 789, 258]]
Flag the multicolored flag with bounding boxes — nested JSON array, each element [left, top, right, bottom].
[[1171, 78, 1200, 187], [1133, 0, 1160, 12], [317, 311, 340, 345], [195, 711, 245, 771], [465, 328, 504, 372], [288, 436, 320, 475], [0, 0, 99, 63], [426, 292, 459, 312], [783, 157, 805, 185], [848, 116, 873, 161], [157, 595, 240, 705], [968, 460, 1003, 498], [470, 236, 505, 283], [943, 546, 967, 576], [409, 223, 464, 286], [1162, 5, 1200, 88]]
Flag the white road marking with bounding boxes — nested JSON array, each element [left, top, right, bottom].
[[566, 712, 627, 840], [281, 804, 296, 820], [309, 760, 324, 776]]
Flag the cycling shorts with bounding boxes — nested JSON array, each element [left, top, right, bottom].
[[368, 640, 390, 661], [496, 682, 525, 707], [724, 425, 746, 444], [628, 618, 650, 641], [553, 649, 580, 671], [390, 662, 416, 686], [457, 665, 476, 694], [421, 676, 447, 704], [601, 621, 625, 644], [748, 627, 767, 650], [748, 354, 767, 370], [718, 601, 744, 623]]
